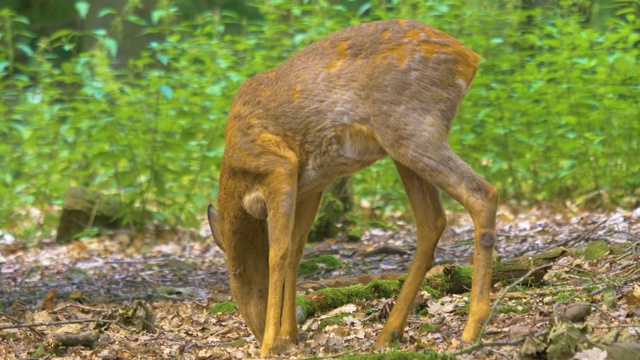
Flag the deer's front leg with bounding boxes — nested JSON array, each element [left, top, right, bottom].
[[279, 192, 323, 341], [261, 166, 298, 357]]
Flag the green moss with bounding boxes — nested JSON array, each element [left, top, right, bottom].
[[296, 279, 400, 321], [421, 285, 441, 298], [368, 279, 399, 298], [298, 255, 344, 277], [584, 285, 599, 293], [609, 242, 628, 255], [584, 240, 609, 260], [295, 269, 469, 324], [316, 285, 371, 309], [317, 279, 397, 309], [424, 266, 473, 294], [319, 313, 352, 329], [209, 301, 237, 314], [447, 266, 473, 289], [554, 291, 576, 302], [296, 294, 319, 319], [499, 305, 527, 314], [307, 350, 456, 360], [397, 274, 408, 287], [347, 226, 364, 240]]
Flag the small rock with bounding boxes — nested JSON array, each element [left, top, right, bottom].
[[0, 230, 15, 245], [509, 325, 533, 339], [557, 302, 592, 323]]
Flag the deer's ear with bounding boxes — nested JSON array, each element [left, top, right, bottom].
[[208, 204, 225, 252]]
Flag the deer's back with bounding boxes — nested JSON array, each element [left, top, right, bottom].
[[223, 19, 481, 197]]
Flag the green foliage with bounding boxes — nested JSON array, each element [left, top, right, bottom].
[[1, 0, 638, 240], [298, 254, 344, 277]]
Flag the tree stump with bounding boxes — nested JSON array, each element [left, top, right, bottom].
[[55, 187, 123, 243]]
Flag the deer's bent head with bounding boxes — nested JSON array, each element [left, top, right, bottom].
[[207, 204, 269, 341]]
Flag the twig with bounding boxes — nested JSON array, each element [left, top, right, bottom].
[[610, 231, 640, 242], [593, 323, 640, 330], [51, 303, 108, 314], [0, 312, 45, 339], [451, 264, 554, 356], [296, 281, 329, 289], [590, 272, 640, 296], [556, 219, 608, 248], [497, 233, 534, 238], [298, 344, 365, 359], [453, 329, 550, 356]]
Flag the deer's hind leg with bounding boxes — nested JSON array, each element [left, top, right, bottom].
[[406, 142, 498, 343], [376, 115, 498, 344], [375, 160, 447, 348]]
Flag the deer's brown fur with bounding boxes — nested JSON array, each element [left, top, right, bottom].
[[208, 19, 498, 357]]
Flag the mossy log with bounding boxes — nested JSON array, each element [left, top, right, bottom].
[[55, 188, 156, 243], [297, 279, 399, 319], [424, 247, 565, 292], [491, 246, 566, 284], [298, 254, 344, 277], [296, 247, 566, 320]]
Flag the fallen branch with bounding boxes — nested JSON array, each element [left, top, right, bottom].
[[51, 303, 108, 314], [557, 219, 608, 248], [453, 328, 550, 356], [45, 331, 100, 350], [0, 312, 45, 339], [0, 318, 134, 332], [451, 264, 554, 356]]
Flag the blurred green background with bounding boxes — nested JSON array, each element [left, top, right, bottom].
[[1, 0, 638, 242]]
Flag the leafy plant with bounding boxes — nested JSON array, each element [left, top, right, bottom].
[[1, 0, 638, 242]]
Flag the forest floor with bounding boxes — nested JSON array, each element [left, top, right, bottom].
[[1, 205, 639, 359]]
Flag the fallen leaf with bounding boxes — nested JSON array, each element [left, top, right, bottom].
[[40, 289, 57, 311], [603, 287, 618, 310], [324, 304, 357, 317]]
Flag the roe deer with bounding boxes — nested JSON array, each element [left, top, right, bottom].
[[208, 19, 498, 356]]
